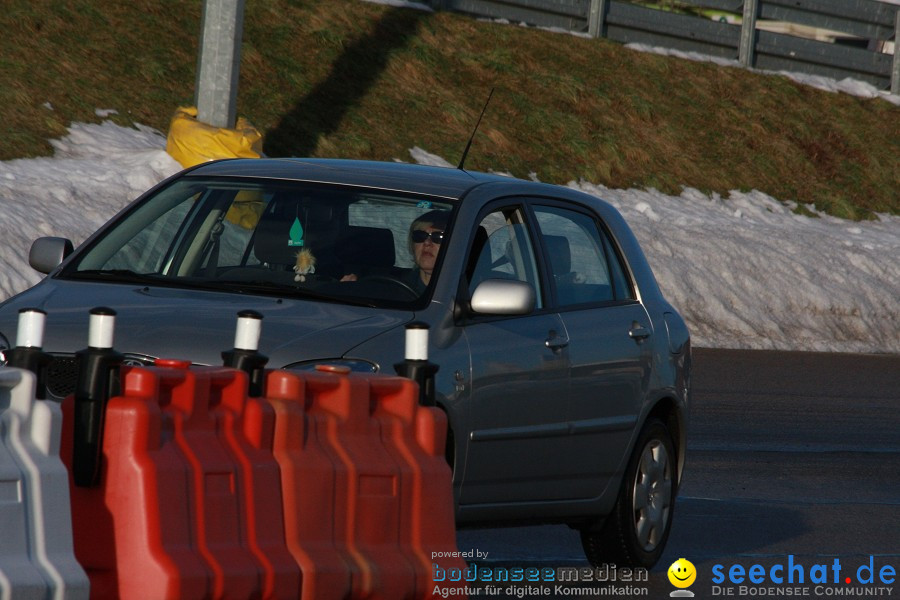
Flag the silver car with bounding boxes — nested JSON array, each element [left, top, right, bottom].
[[0, 158, 690, 568]]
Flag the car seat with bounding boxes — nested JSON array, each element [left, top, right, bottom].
[[543, 234, 578, 303], [334, 226, 397, 278], [222, 200, 341, 283]]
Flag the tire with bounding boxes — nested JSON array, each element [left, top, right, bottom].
[[580, 417, 676, 569]]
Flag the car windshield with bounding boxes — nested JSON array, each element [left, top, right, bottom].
[[63, 176, 456, 308]]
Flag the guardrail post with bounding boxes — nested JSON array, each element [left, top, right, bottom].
[[588, 0, 610, 38], [5, 308, 52, 400], [195, 0, 245, 128], [222, 310, 269, 397], [892, 9, 900, 95], [73, 307, 123, 487], [394, 322, 439, 407], [739, 0, 759, 67]]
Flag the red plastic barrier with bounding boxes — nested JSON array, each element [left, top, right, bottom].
[[369, 377, 467, 599], [204, 360, 301, 599], [157, 363, 263, 598], [62, 361, 300, 599], [316, 371, 417, 600], [266, 371, 353, 600], [264, 368, 466, 600], [61, 366, 209, 599]]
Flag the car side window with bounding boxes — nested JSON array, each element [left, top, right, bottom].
[[602, 230, 635, 301], [466, 206, 542, 310], [533, 205, 633, 306]]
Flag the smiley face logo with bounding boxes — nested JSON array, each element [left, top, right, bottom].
[[668, 558, 697, 588]]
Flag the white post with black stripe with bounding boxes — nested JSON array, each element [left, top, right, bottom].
[[393, 321, 440, 406]]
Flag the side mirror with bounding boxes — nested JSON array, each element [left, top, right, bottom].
[[470, 279, 535, 315], [29, 237, 74, 274]]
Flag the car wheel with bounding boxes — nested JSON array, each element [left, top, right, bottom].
[[580, 417, 676, 569]]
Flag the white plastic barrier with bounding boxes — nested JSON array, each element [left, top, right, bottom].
[[0, 367, 89, 600]]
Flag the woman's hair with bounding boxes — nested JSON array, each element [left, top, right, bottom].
[[407, 210, 449, 255]]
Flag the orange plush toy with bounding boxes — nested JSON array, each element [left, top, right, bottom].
[[293, 248, 316, 282]]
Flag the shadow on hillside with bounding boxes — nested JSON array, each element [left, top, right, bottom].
[[264, 7, 426, 158]]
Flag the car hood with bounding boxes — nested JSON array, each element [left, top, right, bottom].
[[0, 279, 413, 367]]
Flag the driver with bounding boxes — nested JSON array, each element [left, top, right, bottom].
[[403, 209, 448, 293], [339, 210, 448, 294]]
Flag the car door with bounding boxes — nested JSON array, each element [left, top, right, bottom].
[[456, 203, 571, 505], [531, 203, 653, 500]]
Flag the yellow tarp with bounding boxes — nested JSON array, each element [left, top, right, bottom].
[[166, 106, 265, 228], [227, 190, 265, 230], [165, 106, 263, 168]]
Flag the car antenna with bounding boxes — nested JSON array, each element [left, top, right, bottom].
[[457, 87, 494, 171]]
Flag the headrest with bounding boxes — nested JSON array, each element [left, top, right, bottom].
[[335, 226, 396, 268], [252, 200, 339, 266], [253, 215, 298, 265], [544, 235, 571, 274]]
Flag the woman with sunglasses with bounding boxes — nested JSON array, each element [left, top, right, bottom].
[[404, 210, 449, 293], [339, 210, 448, 294]]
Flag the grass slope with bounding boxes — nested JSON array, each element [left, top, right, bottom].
[[1, 0, 897, 218]]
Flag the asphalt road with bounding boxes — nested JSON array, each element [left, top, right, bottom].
[[454, 348, 900, 599]]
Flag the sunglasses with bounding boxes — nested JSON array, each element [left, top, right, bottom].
[[411, 230, 444, 244]]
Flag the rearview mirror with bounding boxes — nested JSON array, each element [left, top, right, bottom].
[[470, 279, 535, 315], [29, 237, 74, 274]]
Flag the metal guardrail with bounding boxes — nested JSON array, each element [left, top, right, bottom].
[[429, 0, 900, 93]]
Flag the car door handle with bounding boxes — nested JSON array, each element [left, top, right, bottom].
[[545, 330, 570, 351], [629, 323, 651, 341]]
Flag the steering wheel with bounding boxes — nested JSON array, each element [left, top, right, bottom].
[[359, 274, 419, 298]]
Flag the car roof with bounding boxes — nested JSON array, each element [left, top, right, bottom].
[[187, 158, 519, 200]]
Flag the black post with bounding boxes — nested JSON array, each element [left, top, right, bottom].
[[73, 307, 123, 487], [393, 321, 439, 407], [222, 310, 268, 397], [5, 308, 53, 400]]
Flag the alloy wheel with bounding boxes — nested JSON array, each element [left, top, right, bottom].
[[632, 439, 673, 551]]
